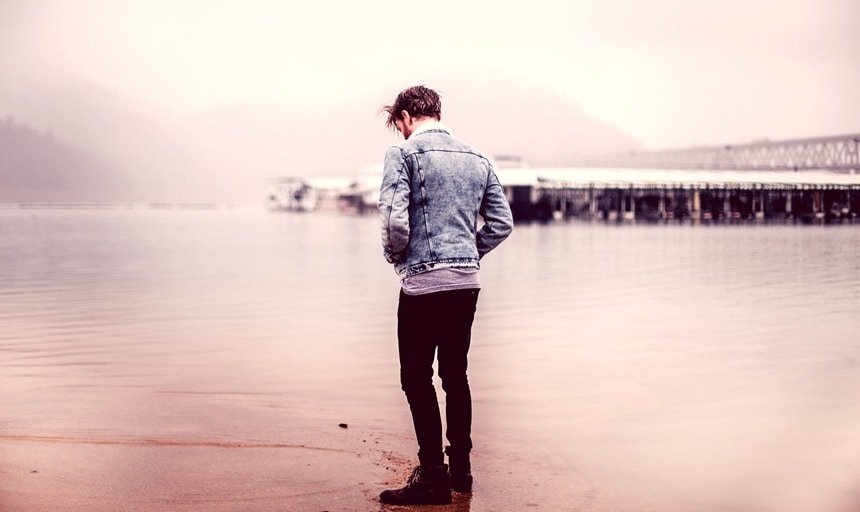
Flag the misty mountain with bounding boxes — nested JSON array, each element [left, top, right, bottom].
[[439, 80, 642, 163], [1, 79, 641, 202], [0, 117, 126, 202]]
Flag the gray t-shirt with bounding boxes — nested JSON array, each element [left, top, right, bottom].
[[400, 267, 481, 296]]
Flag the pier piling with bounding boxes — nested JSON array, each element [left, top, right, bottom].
[[491, 167, 860, 223]]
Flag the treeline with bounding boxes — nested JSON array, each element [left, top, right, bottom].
[[0, 116, 125, 201]]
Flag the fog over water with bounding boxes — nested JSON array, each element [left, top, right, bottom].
[[1, 1, 859, 201], [2, 208, 858, 511]]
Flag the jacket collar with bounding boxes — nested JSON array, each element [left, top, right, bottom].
[[410, 120, 452, 137]]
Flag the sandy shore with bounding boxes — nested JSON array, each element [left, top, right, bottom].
[[0, 423, 618, 512], [0, 427, 411, 512]]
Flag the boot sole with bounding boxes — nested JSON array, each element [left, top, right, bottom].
[[379, 494, 452, 505]]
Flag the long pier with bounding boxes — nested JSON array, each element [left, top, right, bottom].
[[492, 133, 860, 222], [495, 167, 860, 222]]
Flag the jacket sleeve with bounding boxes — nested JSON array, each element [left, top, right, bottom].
[[476, 164, 513, 258], [378, 146, 411, 264]]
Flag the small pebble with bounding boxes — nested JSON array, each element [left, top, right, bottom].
[[30, 470, 38, 474], [338, 423, 348, 429]]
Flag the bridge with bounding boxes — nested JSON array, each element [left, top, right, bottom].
[[571, 133, 860, 172], [492, 133, 860, 222]]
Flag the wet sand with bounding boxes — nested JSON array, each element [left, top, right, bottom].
[[0, 365, 628, 512], [3, 420, 859, 512], [0, 432, 387, 512], [0, 415, 617, 512]]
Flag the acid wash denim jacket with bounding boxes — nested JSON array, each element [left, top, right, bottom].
[[378, 122, 514, 278]]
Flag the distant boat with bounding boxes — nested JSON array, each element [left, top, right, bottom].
[[268, 176, 354, 212], [267, 178, 317, 212]]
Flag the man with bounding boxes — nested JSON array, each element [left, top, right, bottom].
[[377, 85, 513, 505]]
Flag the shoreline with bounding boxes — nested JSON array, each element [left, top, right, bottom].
[[0, 426, 400, 512], [0, 425, 621, 512]]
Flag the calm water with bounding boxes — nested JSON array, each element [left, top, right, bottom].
[[1, 207, 859, 511]]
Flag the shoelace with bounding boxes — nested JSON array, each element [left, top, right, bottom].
[[405, 466, 422, 487]]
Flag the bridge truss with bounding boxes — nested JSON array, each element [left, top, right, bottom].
[[578, 134, 860, 172]]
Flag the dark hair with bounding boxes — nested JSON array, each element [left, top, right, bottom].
[[381, 85, 442, 131]]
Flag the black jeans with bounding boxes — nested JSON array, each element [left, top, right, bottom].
[[397, 288, 479, 467]]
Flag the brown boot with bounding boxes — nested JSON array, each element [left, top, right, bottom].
[[379, 464, 452, 505], [446, 447, 473, 492]]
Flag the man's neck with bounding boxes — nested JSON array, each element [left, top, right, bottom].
[[409, 119, 450, 138]]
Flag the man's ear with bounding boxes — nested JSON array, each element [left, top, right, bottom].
[[400, 110, 412, 125]]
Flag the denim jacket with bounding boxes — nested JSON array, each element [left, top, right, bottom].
[[378, 123, 513, 277]]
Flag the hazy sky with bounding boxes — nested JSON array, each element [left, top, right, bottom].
[[2, 0, 858, 148]]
